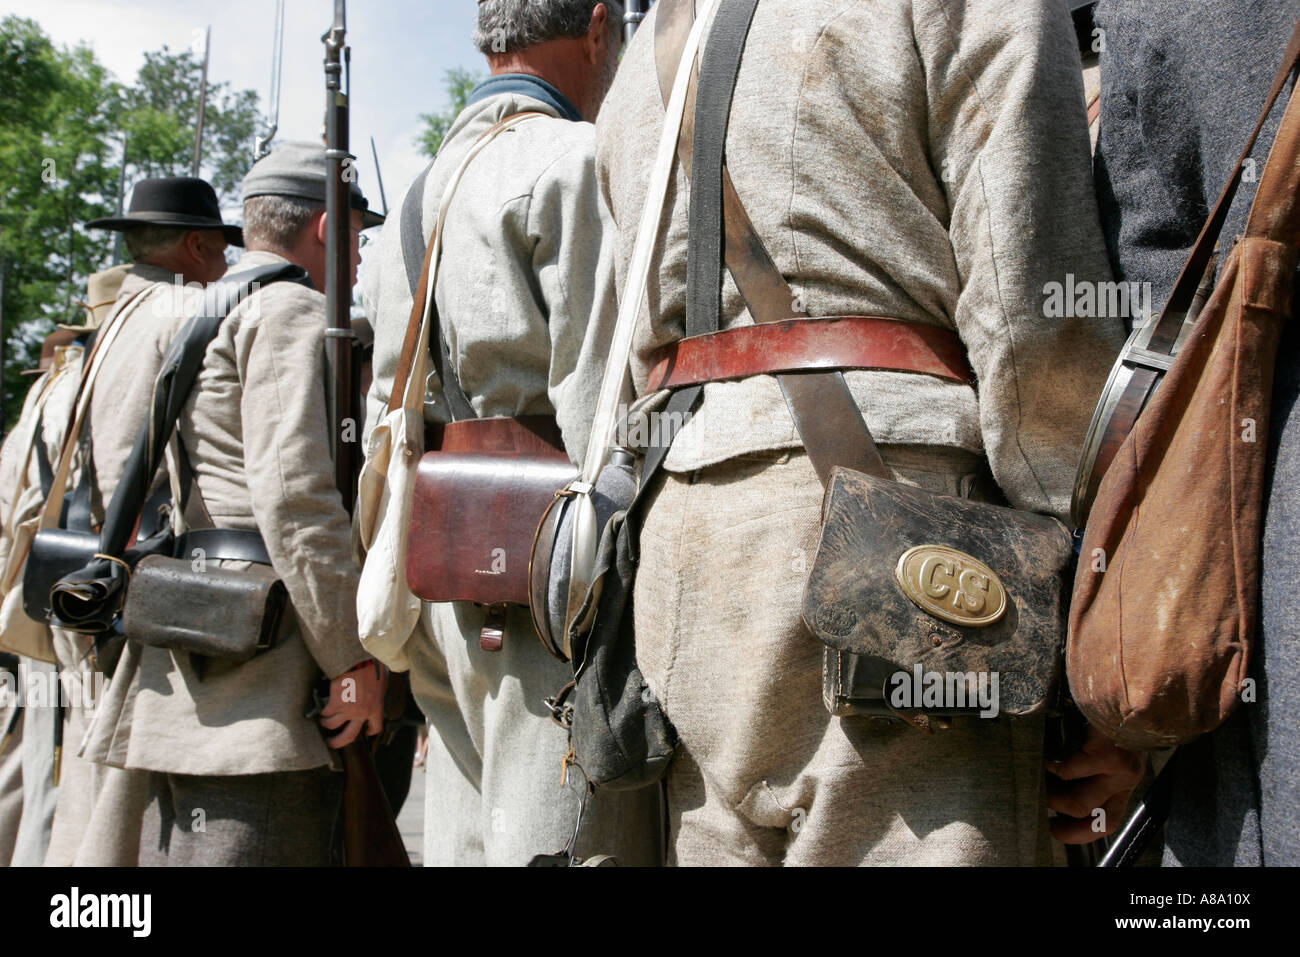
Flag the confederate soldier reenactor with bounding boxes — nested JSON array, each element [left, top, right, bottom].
[[0, 269, 133, 866], [362, 0, 660, 865], [82, 178, 234, 503], [37, 179, 236, 866], [593, 0, 1140, 864], [0, 327, 86, 866], [81, 143, 387, 866], [0, 327, 78, 858], [1093, 0, 1300, 866]]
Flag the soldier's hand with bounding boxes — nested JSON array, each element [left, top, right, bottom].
[[319, 661, 387, 749], [1045, 725, 1146, 844]]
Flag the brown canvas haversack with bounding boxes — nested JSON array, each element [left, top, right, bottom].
[[1068, 21, 1300, 748]]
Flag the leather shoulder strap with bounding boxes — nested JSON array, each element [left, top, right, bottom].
[[37, 283, 153, 535], [686, 0, 754, 339], [401, 163, 435, 297], [1245, 26, 1300, 247], [654, 0, 888, 483], [656, 0, 795, 327]]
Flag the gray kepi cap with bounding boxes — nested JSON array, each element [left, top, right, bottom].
[[240, 140, 385, 228]]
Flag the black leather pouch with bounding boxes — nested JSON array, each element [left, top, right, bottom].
[[803, 468, 1076, 720], [24, 529, 101, 626], [122, 555, 287, 662], [36, 530, 174, 635]]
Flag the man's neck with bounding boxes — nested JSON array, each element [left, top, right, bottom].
[[136, 257, 186, 285], [487, 37, 593, 119], [248, 242, 322, 291]]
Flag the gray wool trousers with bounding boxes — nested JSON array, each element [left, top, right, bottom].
[[138, 767, 341, 867], [408, 601, 663, 867], [634, 448, 1053, 866]]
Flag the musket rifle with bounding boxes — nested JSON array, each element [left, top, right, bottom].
[[323, 0, 411, 869]]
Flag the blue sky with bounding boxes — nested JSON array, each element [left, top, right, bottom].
[[0, 0, 486, 210]]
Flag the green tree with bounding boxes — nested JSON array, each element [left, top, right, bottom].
[[0, 19, 263, 427], [122, 46, 263, 203], [416, 68, 484, 158], [1, 16, 119, 425]]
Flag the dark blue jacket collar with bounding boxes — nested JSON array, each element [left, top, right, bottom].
[[466, 74, 583, 123]]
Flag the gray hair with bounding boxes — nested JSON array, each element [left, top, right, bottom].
[[241, 195, 326, 251], [473, 0, 623, 55], [122, 225, 190, 263]]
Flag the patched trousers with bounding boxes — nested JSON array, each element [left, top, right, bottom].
[[634, 447, 1053, 866], [407, 602, 662, 866]]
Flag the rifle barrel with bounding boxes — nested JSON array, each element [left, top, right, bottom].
[[324, 0, 357, 510], [321, 0, 408, 869], [625, 0, 651, 44]]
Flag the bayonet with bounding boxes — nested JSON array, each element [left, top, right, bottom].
[[370, 136, 389, 218], [191, 26, 211, 176], [255, 0, 286, 161]]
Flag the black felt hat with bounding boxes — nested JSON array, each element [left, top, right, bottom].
[[87, 177, 244, 246]]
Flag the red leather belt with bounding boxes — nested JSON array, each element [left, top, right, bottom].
[[646, 315, 974, 391]]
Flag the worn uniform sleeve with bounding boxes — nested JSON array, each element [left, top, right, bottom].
[[525, 139, 619, 463], [237, 286, 367, 679], [916, 0, 1124, 518]]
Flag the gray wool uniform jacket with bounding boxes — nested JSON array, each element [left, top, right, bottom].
[[596, 0, 1125, 520], [362, 90, 617, 464], [83, 250, 367, 776]]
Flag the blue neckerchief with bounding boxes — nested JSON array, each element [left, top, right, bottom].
[[466, 74, 583, 122]]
